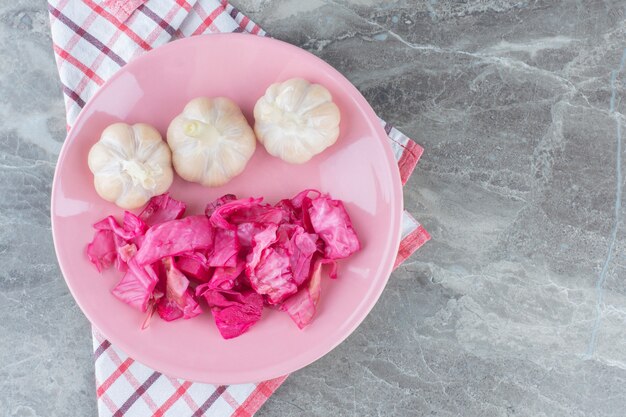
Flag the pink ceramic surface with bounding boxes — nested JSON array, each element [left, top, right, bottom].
[[51, 34, 402, 384]]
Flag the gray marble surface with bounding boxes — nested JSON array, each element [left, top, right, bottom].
[[2, 0, 626, 416]]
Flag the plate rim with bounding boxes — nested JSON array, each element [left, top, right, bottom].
[[51, 33, 404, 384]]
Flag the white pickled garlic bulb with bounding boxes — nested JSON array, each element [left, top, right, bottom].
[[253, 78, 340, 164], [88, 123, 174, 209], [166, 97, 256, 187]]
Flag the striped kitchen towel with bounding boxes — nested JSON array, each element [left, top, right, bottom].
[[48, 1, 430, 416]]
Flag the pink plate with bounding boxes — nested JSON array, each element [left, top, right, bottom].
[[51, 34, 402, 384]]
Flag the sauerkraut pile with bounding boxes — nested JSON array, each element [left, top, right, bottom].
[[86, 192, 360, 339]]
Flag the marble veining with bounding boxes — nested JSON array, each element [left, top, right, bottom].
[[587, 47, 626, 358], [2, 0, 626, 416]]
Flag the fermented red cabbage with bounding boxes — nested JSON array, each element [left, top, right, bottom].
[[280, 260, 323, 329], [117, 243, 137, 264], [248, 245, 297, 304], [139, 193, 186, 226], [134, 215, 213, 265], [176, 254, 211, 282], [208, 228, 239, 268], [205, 194, 236, 217], [205, 259, 245, 291], [199, 288, 263, 339], [308, 196, 360, 260], [86, 229, 117, 272], [209, 197, 263, 229], [156, 257, 202, 321], [279, 224, 318, 286], [236, 222, 266, 248], [86, 190, 360, 338], [94, 211, 147, 241], [111, 259, 160, 312], [244, 224, 298, 304], [89, 213, 145, 271]]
